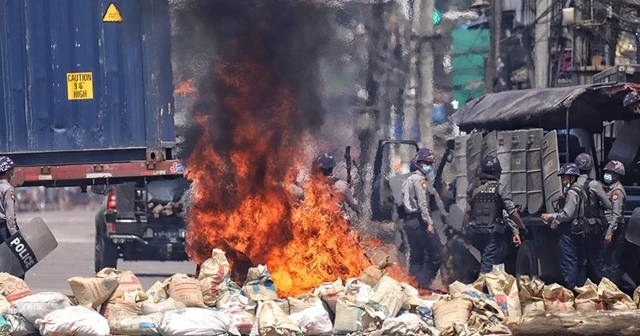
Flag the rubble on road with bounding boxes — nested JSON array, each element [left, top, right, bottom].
[[5, 254, 640, 335]]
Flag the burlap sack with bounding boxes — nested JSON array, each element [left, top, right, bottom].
[[0, 273, 30, 302], [288, 293, 323, 315], [254, 300, 302, 336], [333, 297, 367, 335], [433, 297, 473, 332], [167, 273, 206, 308], [484, 266, 522, 320], [364, 275, 408, 320], [598, 278, 637, 310], [242, 265, 278, 301], [312, 278, 345, 314], [96, 268, 147, 302], [215, 277, 245, 308], [67, 276, 119, 309], [140, 297, 186, 314], [198, 248, 230, 283], [575, 279, 604, 311], [518, 276, 545, 315], [633, 286, 640, 308], [221, 305, 255, 335], [117, 312, 163, 336], [100, 299, 140, 334], [0, 295, 10, 314], [145, 281, 168, 303], [449, 281, 505, 321], [542, 283, 575, 312]]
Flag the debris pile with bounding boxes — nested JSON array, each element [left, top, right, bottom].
[[3, 252, 640, 335]]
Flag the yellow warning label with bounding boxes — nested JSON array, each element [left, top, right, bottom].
[[67, 72, 94, 100], [103, 3, 122, 23]]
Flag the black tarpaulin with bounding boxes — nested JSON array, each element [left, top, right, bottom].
[[452, 83, 640, 132]]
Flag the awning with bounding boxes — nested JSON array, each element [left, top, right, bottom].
[[451, 83, 640, 132]]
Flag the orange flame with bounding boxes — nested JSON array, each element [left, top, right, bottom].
[[173, 79, 198, 98], [184, 61, 422, 297]]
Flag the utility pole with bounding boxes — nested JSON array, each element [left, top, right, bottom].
[[401, 0, 421, 167], [416, 0, 435, 149], [485, 0, 501, 93], [534, 0, 550, 88]]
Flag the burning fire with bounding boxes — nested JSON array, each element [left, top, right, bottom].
[[183, 61, 377, 297]]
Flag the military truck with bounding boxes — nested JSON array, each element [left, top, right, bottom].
[[447, 81, 640, 291]]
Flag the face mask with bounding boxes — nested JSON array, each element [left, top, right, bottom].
[[420, 165, 433, 175], [603, 173, 613, 184]]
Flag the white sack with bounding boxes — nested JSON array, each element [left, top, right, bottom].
[[35, 306, 110, 336], [158, 308, 240, 336]]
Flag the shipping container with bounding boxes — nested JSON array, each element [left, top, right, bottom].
[[0, 0, 182, 186]]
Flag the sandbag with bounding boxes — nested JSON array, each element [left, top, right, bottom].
[[221, 305, 256, 335], [542, 283, 575, 312], [12, 292, 72, 325], [359, 257, 393, 288], [415, 306, 435, 327], [0, 294, 10, 314], [251, 300, 302, 336], [199, 277, 221, 307], [467, 311, 511, 335], [633, 286, 640, 308], [67, 276, 119, 309], [216, 278, 248, 309], [518, 276, 545, 315], [146, 280, 169, 303], [4, 313, 38, 336], [96, 268, 147, 302], [344, 278, 372, 306], [449, 281, 504, 321], [159, 308, 240, 336], [116, 312, 163, 335], [575, 279, 604, 311], [432, 298, 473, 332], [100, 299, 141, 334], [167, 273, 206, 308], [140, 297, 187, 315], [483, 265, 521, 320], [289, 300, 332, 336], [288, 294, 323, 315], [376, 312, 432, 336], [598, 277, 636, 310], [364, 275, 408, 320], [242, 265, 278, 301], [36, 306, 110, 336], [198, 248, 230, 282], [0, 273, 31, 302], [333, 298, 367, 335], [312, 278, 345, 314]]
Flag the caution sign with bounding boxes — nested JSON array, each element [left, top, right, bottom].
[[103, 3, 122, 23], [67, 72, 94, 100]]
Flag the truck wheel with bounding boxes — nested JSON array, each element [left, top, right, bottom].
[[94, 234, 118, 273], [516, 241, 539, 282]]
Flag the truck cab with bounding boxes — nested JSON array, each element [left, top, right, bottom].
[[92, 177, 190, 272]]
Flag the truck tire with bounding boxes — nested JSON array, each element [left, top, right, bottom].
[[516, 241, 539, 282], [94, 233, 118, 273]]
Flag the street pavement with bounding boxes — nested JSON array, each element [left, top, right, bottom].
[[17, 210, 195, 294]]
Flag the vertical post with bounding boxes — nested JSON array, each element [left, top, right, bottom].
[[486, 0, 502, 93], [535, 0, 550, 88], [417, 0, 435, 149]]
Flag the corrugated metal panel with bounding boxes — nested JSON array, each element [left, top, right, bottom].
[[0, 0, 175, 165]]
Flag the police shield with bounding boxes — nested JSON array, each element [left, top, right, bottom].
[[497, 131, 513, 196], [526, 129, 544, 214], [511, 130, 528, 210], [454, 135, 470, 210], [541, 131, 563, 213], [0, 217, 58, 277]]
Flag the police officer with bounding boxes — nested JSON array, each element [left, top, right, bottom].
[[313, 152, 360, 215], [541, 163, 586, 290], [401, 148, 442, 286], [574, 153, 611, 283], [465, 154, 524, 274], [602, 160, 627, 284], [0, 157, 17, 241]]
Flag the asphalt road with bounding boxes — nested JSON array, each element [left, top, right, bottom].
[[17, 210, 195, 295]]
